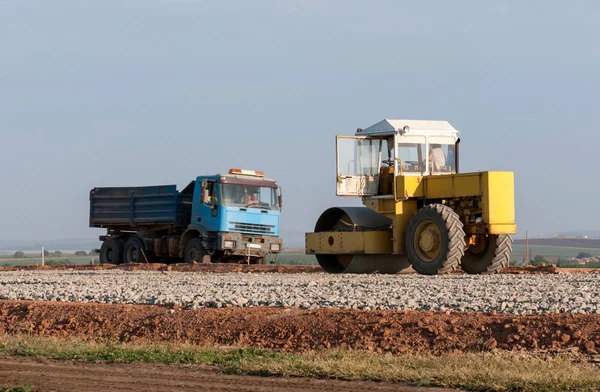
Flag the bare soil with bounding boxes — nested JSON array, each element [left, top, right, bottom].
[[0, 263, 324, 273], [0, 356, 454, 392], [1, 300, 599, 355]]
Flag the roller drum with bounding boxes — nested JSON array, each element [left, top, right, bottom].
[[313, 207, 413, 274]]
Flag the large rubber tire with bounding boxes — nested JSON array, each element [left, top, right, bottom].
[[460, 234, 513, 274], [99, 238, 124, 265], [184, 238, 210, 263], [123, 236, 145, 263], [405, 204, 466, 275]]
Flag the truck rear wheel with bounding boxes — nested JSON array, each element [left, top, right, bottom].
[[100, 238, 124, 265], [124, 236, 146, 263], [184, 238, 210, 263], [405, 204, 465, 275]]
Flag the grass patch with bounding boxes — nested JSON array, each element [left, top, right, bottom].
[[0, 336, 598, 391], [0, 256, 94, 267], [0, 386, 35, 392], [268, 253, 318, 266]]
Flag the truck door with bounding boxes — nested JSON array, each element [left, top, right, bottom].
[[336, 135, 381, 196], [197, 179, 220, 231]]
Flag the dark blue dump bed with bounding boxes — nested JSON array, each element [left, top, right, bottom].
[[89, 183, 193, 230]]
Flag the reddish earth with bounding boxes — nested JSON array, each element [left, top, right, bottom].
[[1, 262, 593, 274], [1, 300, 599, 355], [0, 356, 454, 392], [0, 263, 324, 273]]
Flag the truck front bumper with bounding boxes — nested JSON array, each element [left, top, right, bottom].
[[217, 233, 282, 257]]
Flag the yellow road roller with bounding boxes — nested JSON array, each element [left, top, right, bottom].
[[305, 119, 516, 275]]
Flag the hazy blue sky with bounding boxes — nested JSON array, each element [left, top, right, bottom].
[[1, 0, 599, 246]]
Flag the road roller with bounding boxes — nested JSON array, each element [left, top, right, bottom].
[[305, 119, 516, 275]]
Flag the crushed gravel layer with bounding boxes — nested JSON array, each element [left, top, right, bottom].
[[0, 270, 599, 315]]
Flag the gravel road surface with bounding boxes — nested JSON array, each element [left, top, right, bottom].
[[0, 270, 598, 314]]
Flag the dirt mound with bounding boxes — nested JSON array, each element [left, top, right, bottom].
[[0, 263, 325, 274], [500, 265, 560, 274], [1, 300, 599, 355]]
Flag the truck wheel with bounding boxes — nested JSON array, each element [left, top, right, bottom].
[[184, 238, 210, 263], [124, 236, 145, 264], [100, 238, 124, 265], [405, 204, 466, 275]]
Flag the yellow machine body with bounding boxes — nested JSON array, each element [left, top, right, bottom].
[[305, 171, 515, 257]]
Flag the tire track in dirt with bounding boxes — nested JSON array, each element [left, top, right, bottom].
[[0, 356, 455, 392]]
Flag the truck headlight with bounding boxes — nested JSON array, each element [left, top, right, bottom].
[[270, 243, 280, 251], [224, 240, 235, 249]]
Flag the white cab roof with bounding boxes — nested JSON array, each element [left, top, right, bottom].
[[356, 119, 459, 137]]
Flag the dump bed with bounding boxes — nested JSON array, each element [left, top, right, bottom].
[[89, 183, 193, 230]]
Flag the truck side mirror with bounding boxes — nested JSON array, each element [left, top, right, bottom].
[[278, 186, 283, 209]]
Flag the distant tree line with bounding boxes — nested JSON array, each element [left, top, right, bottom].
[[516, 252, 600, 269], [12, 250, 97, 258]]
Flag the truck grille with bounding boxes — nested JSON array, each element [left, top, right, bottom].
[[229, 221, 275, 234]]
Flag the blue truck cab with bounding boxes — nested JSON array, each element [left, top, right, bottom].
[[89, 168, 283, 265]]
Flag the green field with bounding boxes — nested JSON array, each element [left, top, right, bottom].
[[0, 254, 318, 267], [0, 256, 96, 267], [268, 254, 318, 266], [1, 246, 598, 268], [511, 245, 600, 259]]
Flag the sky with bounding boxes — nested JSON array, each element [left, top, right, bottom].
[[1, 0, 599, 246]]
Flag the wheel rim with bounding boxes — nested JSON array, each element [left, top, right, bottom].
[[127, 246, 139, 262], [414, 220, 442, 262], [107, 249, 114, 262]]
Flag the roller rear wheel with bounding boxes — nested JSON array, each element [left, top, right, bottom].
[[405, 204, 465, 275], [460, 234, 513, 274]]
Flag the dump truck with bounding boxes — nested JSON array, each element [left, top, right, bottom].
[[305, 119, 516, 275], [90, 168, 283, 265]]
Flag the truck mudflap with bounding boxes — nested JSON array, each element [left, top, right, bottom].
[[217, 232, 282, 257]]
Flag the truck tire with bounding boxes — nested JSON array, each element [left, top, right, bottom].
[[124, 236, 145, 264], [100, 238, 124, 265], [405, 204, 466, 275], [184, 238, 210, 263]]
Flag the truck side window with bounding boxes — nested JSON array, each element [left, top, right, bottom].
[[203, 181, 214, 205]]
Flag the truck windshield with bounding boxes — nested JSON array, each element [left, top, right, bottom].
[[221, 184, 279, 210]]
